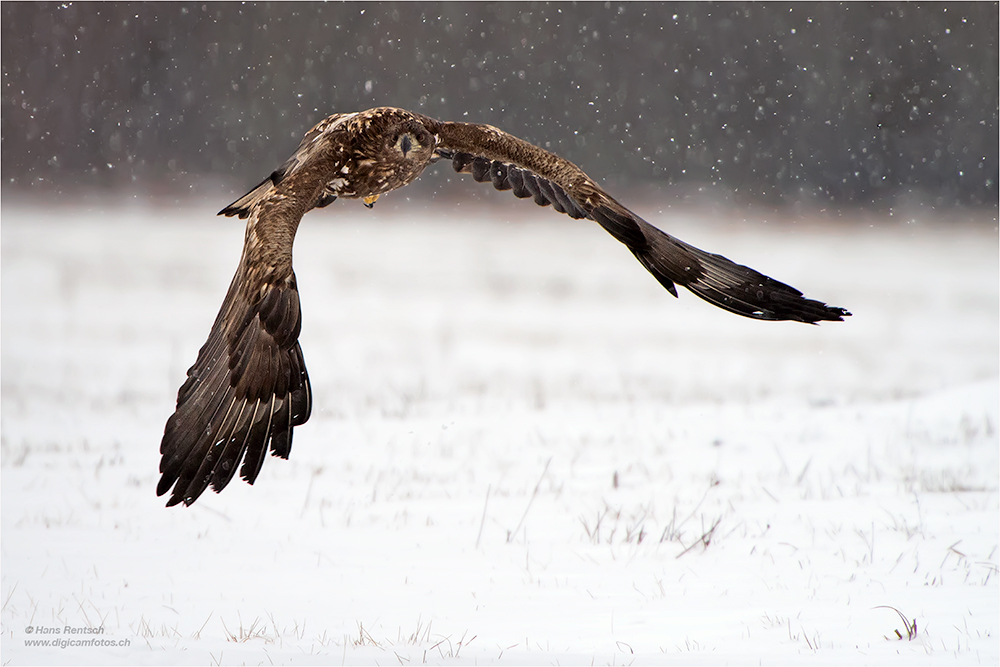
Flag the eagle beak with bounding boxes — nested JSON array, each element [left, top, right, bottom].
[[363, 195, 379, 208]]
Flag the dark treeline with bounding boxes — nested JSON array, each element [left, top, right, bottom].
[[2, 2, 997, 209]]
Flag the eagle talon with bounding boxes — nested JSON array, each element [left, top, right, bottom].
[[363, 195, 379, 208]]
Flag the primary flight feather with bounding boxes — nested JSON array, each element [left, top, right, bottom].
[[158, 106, 850, 507]]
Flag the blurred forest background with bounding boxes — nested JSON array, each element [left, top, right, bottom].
[[2, 1, 997, 210]]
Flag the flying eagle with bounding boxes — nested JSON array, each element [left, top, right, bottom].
[[157, 106, 850, 507]]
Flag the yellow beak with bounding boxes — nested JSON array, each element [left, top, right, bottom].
[[363, 195, 379, 208]]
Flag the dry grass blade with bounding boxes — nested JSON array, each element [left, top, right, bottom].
[[676, 516, 722, 558], [873, 605, 918, 640], [507, 457, 552, 543]]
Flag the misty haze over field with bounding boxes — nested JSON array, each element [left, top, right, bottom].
[[2, 2, 997, 210]]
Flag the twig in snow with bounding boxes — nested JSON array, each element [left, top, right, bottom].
[[507, 457, 552, 543], [675, 515, 721, 558], [2, 582, 18, 612], [475, 484, 491, 548]]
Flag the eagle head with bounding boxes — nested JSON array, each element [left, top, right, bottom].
[[384, 119, 435, 165], [343, 111, 436, 206]]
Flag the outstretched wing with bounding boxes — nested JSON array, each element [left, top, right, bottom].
[[157, 203, 312, 507], [425, 120, 849, 323]]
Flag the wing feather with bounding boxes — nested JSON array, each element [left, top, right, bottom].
[[239, 396, 275, 484], [506, 166, 532, 199], [157, 205, 313, 507], [429, 122, 849, 323]]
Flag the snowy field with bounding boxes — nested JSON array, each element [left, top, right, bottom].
[[2, 199, 997, 665]]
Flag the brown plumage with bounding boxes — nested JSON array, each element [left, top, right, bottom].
[[157, 106, 850, 507]]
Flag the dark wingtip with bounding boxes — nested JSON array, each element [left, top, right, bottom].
[[801, 303, 851, 324], [156, 475, 173, 498], [790, 302, 851, 324], [827, 306, 852, 322], [158, 473, 200, 507]]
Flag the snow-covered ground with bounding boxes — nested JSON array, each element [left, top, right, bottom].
[[2, 199, 997, 665]]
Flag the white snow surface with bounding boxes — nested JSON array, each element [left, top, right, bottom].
[[2, 201, 998, 665]]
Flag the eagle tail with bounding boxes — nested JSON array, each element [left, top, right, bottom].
[[219, 169, 284, 219]]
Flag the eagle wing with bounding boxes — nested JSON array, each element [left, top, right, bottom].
[[425, 119, 849, 323], [157, 201, 312, 507]]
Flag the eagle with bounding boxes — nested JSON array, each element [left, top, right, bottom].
[[157, 106, 850, 507]]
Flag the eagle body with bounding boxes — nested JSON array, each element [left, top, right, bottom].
[[158, 106, 850, 507]]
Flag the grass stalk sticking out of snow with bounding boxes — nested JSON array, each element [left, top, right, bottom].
[[874, 605, 919, 641], [507, 457, 552, 543]]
